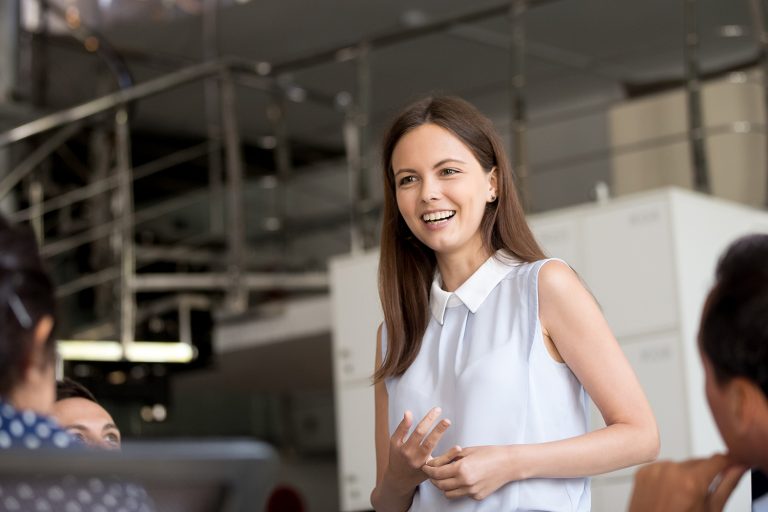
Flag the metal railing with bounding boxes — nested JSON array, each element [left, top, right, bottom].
[[2, 0, 766, 356], [0, 57, 338, 349]]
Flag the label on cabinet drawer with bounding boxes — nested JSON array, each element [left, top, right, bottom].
[[627, 207, 661, 226]]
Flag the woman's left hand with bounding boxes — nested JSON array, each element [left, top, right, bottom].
[[422, 445, 521, 500]]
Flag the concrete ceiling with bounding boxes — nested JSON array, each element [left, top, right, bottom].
[[39, 0, 759, 150]]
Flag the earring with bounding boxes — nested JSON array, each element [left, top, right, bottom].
[[489, 194, 497, 202]]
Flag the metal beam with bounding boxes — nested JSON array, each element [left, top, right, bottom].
[[203, 0, 225, 235], [0, 0, 18, 103], [132, 272, 328, 292], [267, 91, 292, 257], [270, 0, 562, 74], [0, 122, 81, 199], [343, 109, 363, 253], [446, 24, 623, 82], [220, 69, 248, 312], [748, 0, 768, 207], [114, 106, 136, 346], [39, 188, 208, 258], [11, 142, 210, 223], [683, 0, 710, 193], [56, 267, 121, 298], [509, 0, 530, 210], [0, 60, 225, 147]]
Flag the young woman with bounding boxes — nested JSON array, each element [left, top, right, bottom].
[[370, 96, 659, 511]]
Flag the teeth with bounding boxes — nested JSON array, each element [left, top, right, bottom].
[[422, 211, 455, 222]]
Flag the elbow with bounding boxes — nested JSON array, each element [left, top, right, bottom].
[[638, 422, 660, 464]]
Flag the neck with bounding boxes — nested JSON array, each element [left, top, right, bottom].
[[751, 409, 768, 474], [436, 245, 493, 292], [6, 382, 51, 416]]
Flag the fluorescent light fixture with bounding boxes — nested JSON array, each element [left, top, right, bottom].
[[58, 340, 196, 363], [125, 342, 196, 363], [58, 341, 123, 362]]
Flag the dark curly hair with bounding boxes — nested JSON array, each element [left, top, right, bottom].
[[699, 234, 768, 397]]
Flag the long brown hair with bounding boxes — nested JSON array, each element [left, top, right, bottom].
[[375, 96, 546, 383]]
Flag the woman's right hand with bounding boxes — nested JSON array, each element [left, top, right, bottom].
[[383, 407, 452, 493]]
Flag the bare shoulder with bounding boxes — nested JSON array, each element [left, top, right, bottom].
[[537, 259, 581, 298]]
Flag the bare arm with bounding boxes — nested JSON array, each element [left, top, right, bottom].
[[370, 324, 451, 511], [527, 259, 659, 477]]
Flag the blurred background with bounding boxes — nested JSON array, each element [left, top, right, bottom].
[[1, 0, 767, 510]]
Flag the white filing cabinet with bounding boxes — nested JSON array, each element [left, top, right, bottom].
[[331, 187, 768, 511], [330, 250, 382, 511]]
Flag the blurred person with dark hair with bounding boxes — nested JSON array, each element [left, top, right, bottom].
[[0, 214, 154, 512], [629, 233, 768, 511], [0, 215, 72, 451], [52, 378, 121, 450]]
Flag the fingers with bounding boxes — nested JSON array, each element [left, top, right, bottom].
[[430, 477, 462, 492], [392, 410, 413, 446], [708, 464, 748, 512], [420, 420, 452, 455], [427, 445, 463, 467], [684, 454, 734, 487], [404, 407, 442, 447], [423, 446, 467, 480], [423, 462, 455, 481]]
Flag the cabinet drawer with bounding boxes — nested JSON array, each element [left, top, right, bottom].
[[582, 200, 678, 338], [590, 333, 689, 476], [336, 384, 376, 511], [330, 252, 382, 384], [591, 475, 634, 512], [529, 216, 583, 271]]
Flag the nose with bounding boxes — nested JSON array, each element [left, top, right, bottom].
[[420, 176, 441, 203]]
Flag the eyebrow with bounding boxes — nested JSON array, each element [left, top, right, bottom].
[[102, 423, 119, 434], [394, 158, 467, 176], [64, 423, 120, 434]]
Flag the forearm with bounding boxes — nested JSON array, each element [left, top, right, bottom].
[[370, 472, 418, 512], [512, 423, 659, 480]]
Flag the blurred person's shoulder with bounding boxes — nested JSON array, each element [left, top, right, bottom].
[[0, 399, 75, 450]]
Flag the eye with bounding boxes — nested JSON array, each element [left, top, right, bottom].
[[398, 175, 418, 186], [440, 168, 460, 176], [104, 433, 120, 446], [68, 431, 86, 443]]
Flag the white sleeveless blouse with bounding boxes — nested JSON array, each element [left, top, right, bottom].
[[383, 252, 590, 511]]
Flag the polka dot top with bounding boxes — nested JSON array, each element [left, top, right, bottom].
[[0, 400, 157, 512], [0, 400, 74, 451]]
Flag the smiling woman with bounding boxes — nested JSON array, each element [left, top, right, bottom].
[[370, 96, 660, 512], [391, 124, 497, 272]]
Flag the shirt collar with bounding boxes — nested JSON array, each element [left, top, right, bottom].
[[429, 250, 519, 325]]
